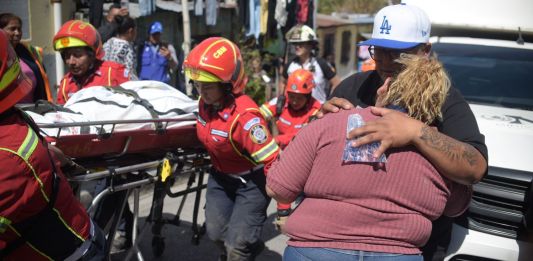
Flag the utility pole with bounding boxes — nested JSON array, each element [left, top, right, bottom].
[[181, 0, 193, 96], [51, 0, 64, 95]]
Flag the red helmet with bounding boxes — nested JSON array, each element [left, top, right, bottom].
[[0, 30, 32, 114], [183, 37, 248, 94], [285, 69, 315, 95], [53, 20, 104, 60]]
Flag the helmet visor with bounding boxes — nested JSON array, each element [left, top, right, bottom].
[[54, 37, 88, 51], [184, 67, 222, 83]]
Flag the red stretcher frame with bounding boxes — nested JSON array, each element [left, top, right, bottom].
[[38, 118, 201, 159]]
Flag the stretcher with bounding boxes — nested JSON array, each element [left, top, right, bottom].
[[37, 117, 211, 260]]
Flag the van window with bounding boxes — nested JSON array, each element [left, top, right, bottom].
[[432, 43, 533, 111]]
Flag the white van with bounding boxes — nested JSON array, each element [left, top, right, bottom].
[[431, 36, 533, 261], [403, 1, 533, 260]]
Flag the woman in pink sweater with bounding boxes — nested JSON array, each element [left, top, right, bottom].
[[266, 55, 473, 261]]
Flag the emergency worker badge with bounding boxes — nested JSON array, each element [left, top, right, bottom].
[[249, 124, 268, 144]]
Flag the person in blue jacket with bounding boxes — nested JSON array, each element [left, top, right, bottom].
[[138, 21, 177, 84]]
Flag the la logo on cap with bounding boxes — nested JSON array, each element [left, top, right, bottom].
[[379, 16, 392, 35]]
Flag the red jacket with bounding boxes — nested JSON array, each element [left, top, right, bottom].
[[196, 95, 280, 175], [260, 96, 321, 149], [57, 60, 131, 104], [0, 110, 91, 260]]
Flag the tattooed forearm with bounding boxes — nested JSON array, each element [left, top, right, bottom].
[[420, 126, 478, 167]]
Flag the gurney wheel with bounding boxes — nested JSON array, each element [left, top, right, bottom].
[[152, 236, 165, 257], [191, 234, 200, 245]]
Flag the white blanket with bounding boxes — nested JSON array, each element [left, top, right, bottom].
[[31, 81, 198, 137]]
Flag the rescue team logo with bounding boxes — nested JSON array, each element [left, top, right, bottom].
[[250, 124, 268, 144], [213, 46, 228, 59]]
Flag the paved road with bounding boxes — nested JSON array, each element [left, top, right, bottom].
[[111, 171, 289, 261]]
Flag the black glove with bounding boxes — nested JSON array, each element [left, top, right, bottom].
[[275, 208, 291, 232]]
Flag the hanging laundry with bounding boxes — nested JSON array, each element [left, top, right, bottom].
[[260, 0, 268, 34], [138, 0, 156, 16], [239, 0, 250, 32], [296, 0, 309, 24], [275, 0, 288, 27], [246, 0, 261, 40], [195, 0, 204, 16], [206, 0, 218, 26]]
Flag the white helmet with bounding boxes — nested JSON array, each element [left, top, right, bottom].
[[286, 24, 317, 43]]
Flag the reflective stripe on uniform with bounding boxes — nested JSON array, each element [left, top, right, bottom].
[[61, 79, 68, 103], [228, 112, 257, 165], [18, 127, 38, 161], [0, 216, 12, 233], [0, 58, 21, 91], [251, 139, 279, 162], [0, 127, 87, 246], [259, 104, 273, 120], [107, 67, 112, 85], [1, 128, 49, 202]]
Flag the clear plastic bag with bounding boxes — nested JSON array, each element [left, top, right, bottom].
[[342, 113, 387, 163]]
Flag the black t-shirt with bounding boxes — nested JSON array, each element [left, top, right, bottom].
[[330, 70, 488, 160]]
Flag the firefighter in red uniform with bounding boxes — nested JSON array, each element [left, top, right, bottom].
[[260, 68, 321, 149], [259, 68, 320, 230], [53, 20, 131, 105], [0, 30, 104, 261], [183, 37, 280, 261]]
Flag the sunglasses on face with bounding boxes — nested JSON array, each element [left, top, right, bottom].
[[368, 45, 422, 60]]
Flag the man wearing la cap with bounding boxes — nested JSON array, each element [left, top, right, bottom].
[[0, 29, 105, 260], [53, 20, 132, 105], [138, 21, 178, 84], [321, 4, 488, 260]]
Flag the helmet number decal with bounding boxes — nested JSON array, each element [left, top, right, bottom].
[[61, 38, 70, 47], [213, 46, 227, 59], [249, 124, 268, 144]]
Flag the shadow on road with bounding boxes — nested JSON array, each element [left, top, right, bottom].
[[111, 212, 284, 261]]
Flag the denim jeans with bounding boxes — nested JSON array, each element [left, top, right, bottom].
[[284, 246, 423, 261], [205, 169, 270, 261]]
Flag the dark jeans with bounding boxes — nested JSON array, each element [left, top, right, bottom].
[[205, 169, 270, 261], [284, 247, 423, 261]]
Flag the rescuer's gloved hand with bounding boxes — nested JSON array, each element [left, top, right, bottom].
[[274, 208, 291, 233]]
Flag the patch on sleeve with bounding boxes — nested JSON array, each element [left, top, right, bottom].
[[249, 124, 268, 144], [124, 68, 130, 78], [243, 117, 261, 131]]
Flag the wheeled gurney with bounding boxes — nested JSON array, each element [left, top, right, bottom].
[[38, 117, 211, 260]]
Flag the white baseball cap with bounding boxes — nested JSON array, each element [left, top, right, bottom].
[[359, 4, 431, 49]]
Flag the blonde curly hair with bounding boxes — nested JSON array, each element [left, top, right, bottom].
[[381, 54, 450, 125]]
